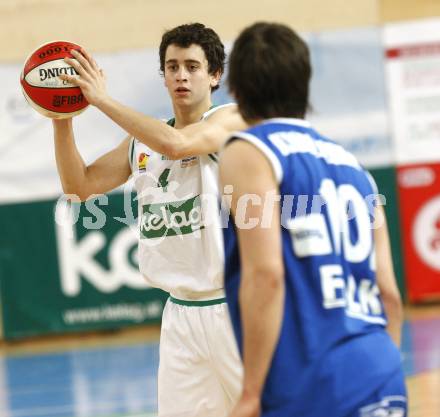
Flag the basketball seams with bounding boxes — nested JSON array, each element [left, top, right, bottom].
[[22, 57, 80, 89], [21, 78, 77, 90], [23, 55, 80, 75], [22, 84, 87, 113], [22, 40, 81, 74], [21, 88, 86, 117]]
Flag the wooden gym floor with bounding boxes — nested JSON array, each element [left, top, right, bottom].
[[0, 304, 439, 417]]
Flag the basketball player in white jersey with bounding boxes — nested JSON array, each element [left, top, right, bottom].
[[53, 23, 244, 417]]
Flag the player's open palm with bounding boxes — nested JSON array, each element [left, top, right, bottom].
[[60, 49, 108, 107], [229, 395, 260, 417]]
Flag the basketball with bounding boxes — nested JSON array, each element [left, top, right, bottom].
[[20, 40, 89, 119]]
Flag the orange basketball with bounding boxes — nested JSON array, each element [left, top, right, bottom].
[[20, 40, 89, 119]]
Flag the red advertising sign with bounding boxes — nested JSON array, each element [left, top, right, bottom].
[[397, 163, 440, 302]]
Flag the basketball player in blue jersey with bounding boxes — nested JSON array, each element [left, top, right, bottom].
[[53, 23, 245, 417], [220, 22, 407, 417]]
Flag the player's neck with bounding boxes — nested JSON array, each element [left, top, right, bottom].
[[172, 98, 212, 129]]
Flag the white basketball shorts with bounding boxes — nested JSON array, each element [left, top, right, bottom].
[[158, 296, 243, 417]]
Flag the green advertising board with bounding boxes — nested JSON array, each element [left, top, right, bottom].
[[369, 166, 406, 300], [0, 192, 167, 339]]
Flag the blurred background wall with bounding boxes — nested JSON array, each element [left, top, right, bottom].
[[1, 0, 381, 61], [1, 0, 439, 63]]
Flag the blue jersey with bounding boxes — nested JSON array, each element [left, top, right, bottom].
[[223, 118, 404, 417]]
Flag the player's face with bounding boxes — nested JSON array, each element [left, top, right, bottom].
[[164, 44, 220, 108]]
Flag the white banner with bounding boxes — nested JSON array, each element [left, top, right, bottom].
[[307, 27, 392, 169], [384, 18, 440, 165], [1, 27, 391, 205], [0, 48, 231, 205]]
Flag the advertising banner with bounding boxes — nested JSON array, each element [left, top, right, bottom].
[[0, 193, 168, 339], [307, 27, 393, 169], [384, 18, 440, 165], [369, 167, 406, 298], [397, 163, 440, 302]]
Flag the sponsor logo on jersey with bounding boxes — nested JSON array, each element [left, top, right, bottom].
[[181, 156, 199, 168], [138, 152, 149, 172], [140, 195, 204, 239]]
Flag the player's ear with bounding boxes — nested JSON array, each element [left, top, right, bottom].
[[210, 70, 221, 89], [163, 69, 170, 88]]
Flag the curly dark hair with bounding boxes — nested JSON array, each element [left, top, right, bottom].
[[159, 23, 225, 92], [228, 22, 311, 121]]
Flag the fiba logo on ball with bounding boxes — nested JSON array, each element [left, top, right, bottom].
[[413, 195, 440, 271], [20, 40, 89, 119]]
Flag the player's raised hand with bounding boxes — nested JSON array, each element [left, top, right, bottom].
[[60, 49, 108, 107]]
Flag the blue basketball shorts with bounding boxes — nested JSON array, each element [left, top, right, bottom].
[[346, 367, 407, 417]]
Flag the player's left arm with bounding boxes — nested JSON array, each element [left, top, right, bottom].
[[220, 140, 285, 417], [374, 205, 403, 348], [60, 49, 247, 159]]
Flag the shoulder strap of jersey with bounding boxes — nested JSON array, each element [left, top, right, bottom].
[[208, 153, 219, 163], [128, 137, 136, 172], [204, 103, 236, 162], [228, 130, 283, 183], [166, 105, 217, 127], [164, 104, 234, 161], [202, 103, 235, 120]]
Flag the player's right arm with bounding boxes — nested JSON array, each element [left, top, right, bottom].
[[374, 205, 404, 348], [60, 50, 248, 159], [53, 119, 132, 201]]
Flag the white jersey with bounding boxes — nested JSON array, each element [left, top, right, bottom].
[[128, 106, 230, 300]]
